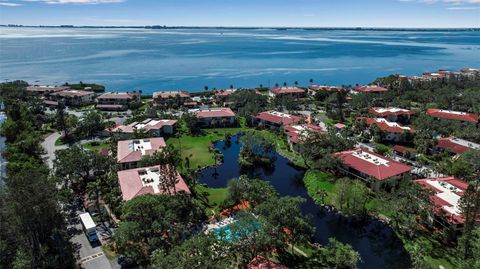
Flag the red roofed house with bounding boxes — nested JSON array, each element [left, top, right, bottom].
[[108, 118, 177, 138], [415, 177, 470, 227], [368, 107, 415, 122], [460, 68, 480, 79], [284, 124, 326, 150], [153, 91, 191, 107], [27, 85, 70, 96], [336, 148, 413, 191], [96, 92, 140, 111], [393, 145, 417, 160], [307, 85, 342, 95], [117, 137, 166, 170], [214, 89, 237, 101], [117, 165, 190, 201], [255, 111, 303, 129], [352, 85, 388, 94], [426, 108, 479, 123], [435, 136, 480, 155], [48, 89, 95, 106], [191, 107, 236, 127], [361, 117, 415, 142], [248, 256, 289, 269], [269, 87, 306, 98]]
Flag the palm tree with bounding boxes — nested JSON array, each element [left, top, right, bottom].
[[294, 81, 299, 87], [204, 86, 209, 92], [283, 82, 287, 87], [275, 83, 279, 88], [259, 84, 263, 88], [230, 84, 234, 89], [309, 78, 314, 84]]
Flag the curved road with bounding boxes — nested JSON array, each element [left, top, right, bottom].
[[41, 132, 114, 269]]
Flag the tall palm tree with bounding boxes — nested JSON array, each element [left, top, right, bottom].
[[204, 86, 209, 92], [283, 82, 287, 87], [309, 78, 314, 84], [275, 83, 279, 88], [294, 81, 299, 87]]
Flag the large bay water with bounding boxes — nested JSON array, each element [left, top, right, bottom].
[[1, 27, 479, 94], [199, 135, 409, 269]]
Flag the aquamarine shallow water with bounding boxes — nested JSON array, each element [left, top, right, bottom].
[[0, 27, 479, 94]]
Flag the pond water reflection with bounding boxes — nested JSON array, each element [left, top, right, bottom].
[[198, 134, 410, 269]]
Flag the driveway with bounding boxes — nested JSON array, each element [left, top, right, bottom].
[[42, 132, 113, 269]]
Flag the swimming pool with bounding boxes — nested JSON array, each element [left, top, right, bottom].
[[211, 221, 261, 241]]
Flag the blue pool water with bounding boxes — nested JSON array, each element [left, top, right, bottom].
[[198, 135, 410, 269], [211, 220, 261, 241], [1, 27, 479, 94]]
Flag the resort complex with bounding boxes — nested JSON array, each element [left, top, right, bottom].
[[0, 10, 479, 266]]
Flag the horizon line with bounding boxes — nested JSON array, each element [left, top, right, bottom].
[[1, 24, 480, 30]]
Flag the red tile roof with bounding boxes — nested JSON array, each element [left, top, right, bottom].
[[393, 145, 416, 154], [215, 89, 237, 97], [110, 119, 177, 134], [436, 136, 480, 155], [50, 90, 94, 98], [271, 87, 305, 95], [255, 111, 303, 125], [336, 148, 412, 181], [97, 92, 138, 100], [308, 85, 342, 92], [117, 165, 190, 201], [153, 91, 190, 99], [369, 107, 415, 117], [284, 124, 325, 144], [426, 108, 478, 123], [248, 256, 289, 269], [193, 107, 235, 118], [353, 85, 388, 93], [117, 137, 166, 164], [334, 123, 346, 129], [362, 118, 415, 133], [415, 177, 469, 225]]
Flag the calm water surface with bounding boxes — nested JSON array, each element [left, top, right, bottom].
[[198, 135, 409, 269], [1, 27, 479, 94]]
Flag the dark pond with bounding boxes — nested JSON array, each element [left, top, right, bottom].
[[198, 134, 410, 269]]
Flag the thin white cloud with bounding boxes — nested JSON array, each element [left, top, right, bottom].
[[447, 5, 479, 9], [0, 2, 22, 6], [398, 0, 480, 10]]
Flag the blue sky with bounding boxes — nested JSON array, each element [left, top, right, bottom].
[[0, 0, 479, 27]]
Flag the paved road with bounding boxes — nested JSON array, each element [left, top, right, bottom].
[[42, 132, 113, 269], [41, 132, 65, 168]]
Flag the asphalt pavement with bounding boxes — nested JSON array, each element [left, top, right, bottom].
[[42, 132, 113, 269]]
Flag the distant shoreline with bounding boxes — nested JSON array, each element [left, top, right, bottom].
[[1, 25, 479, 32]]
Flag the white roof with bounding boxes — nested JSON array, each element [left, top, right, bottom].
[[448, 137, 480, 150], [438, 109, 468, 115], [372, 107, 411, 113], [79, 212, 96, 230], [351, 150, 390, 167], [129, 139, 153, 155], [425, 180, 462, 216], [138, 167, 171, 194], [266, 111, 295, 118], [374, 118, 412, 131]]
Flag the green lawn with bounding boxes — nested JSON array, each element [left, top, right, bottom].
[[303, 170, 336, 205], [55, 137, 66, 146], [167, 127, 247, 171], [195, 185, 228, 208], [401, 234, 460, 269], [83, 141, 110, 151]]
